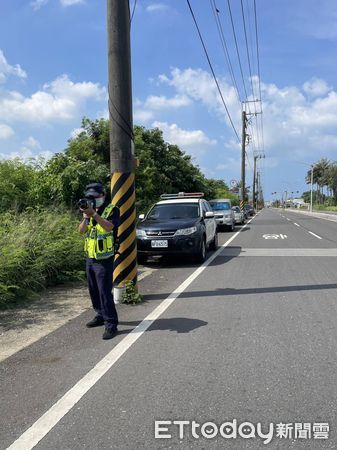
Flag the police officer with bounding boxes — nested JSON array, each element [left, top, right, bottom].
[[78, 182, 119, 340]]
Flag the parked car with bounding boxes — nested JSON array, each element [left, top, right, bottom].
[[209, 199, 235, 231], [244, 204, 255, 217], [136, 193, 218, 264], [232, 206, 245, 225]]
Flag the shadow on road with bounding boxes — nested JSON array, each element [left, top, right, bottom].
[[118, 317, 208, 334], [141, 282, 337, 301]]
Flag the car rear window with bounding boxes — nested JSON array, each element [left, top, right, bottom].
[[209, 201, 230, 210], [147, 203, 199, 220]]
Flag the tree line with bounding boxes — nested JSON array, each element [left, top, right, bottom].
[[0, 117, 238, 213], [303, 158, 337, 205]]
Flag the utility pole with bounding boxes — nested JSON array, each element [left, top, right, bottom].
[[310, 165, 313, 212], [253, 153, 265, 210], [256, 171, 259, 209], [253, 155, 257, 210], [241, 100, 262, 211], [107, 0, 138, 288], [240, 110, 247, 211]]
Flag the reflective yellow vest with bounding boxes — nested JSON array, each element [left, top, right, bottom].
[[84, 204, 116, 260]]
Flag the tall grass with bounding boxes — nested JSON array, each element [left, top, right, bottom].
[[0, 209, 85, 308]]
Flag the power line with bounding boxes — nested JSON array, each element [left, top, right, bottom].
[[240, 1, 257, 105], [226, 0, 259, 153], [253, 0, 265, 152], [130, 0, 137, 23], [244, 0, 262, 152], [210, 0, 241, 104], [186, 0, 241, 143], [227, 0, 249, 102], [240, 0, 262, 154]]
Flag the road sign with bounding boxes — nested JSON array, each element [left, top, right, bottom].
[[230, 179, 238, 187]]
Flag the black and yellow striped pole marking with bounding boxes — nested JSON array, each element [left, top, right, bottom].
[[111, 172, 137, 287], [240, 199, 245, 211]]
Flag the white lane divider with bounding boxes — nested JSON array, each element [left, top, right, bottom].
[[308, 231, 323, 240], [6, 219, 255, 450], [294, 222, 300, 227], [286, 218, 291, 221]]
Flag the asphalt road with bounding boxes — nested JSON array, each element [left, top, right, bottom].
[[1, 208, 337, 449]]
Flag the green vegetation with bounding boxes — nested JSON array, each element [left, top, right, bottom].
[[303, 158, 337, 206], [121, 281, 143, 304], [0, 210, 84, 308], [0, 117, 236, 308]]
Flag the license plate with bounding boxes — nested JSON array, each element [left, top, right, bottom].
[[151, 240, 168, 248]]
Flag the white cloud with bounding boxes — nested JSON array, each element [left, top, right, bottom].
[[134, 109, 154, 123], [152, 121, 217, 149], [0, 50, 27, 83], [146, 3, 170, 12], [31, 0, 83, 9], [0, 124, 14, 140], [60, 0, 84, 6], [70, 127, 86, 139], [0, 74, 105, 124], [0, 123, 14, 139], [22, 136, 41, 150], [2, 149, 54, 161], [30, 0, 49, 10], [303, 78, 331, 97], [158, 68, 240, 128], [256, 77, 337, 162], [144, 94, 191, 110]]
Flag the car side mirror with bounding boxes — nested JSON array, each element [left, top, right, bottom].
[[139, 214, 145, 220], [205, 211, 214, 218]]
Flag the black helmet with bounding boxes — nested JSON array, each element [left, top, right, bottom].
[[84, 182, 105, 198]]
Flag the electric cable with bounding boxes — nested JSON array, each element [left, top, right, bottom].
[[186, 0, 241, 143]]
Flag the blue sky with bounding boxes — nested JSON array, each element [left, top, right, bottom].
[[1, 0, 337, 201]]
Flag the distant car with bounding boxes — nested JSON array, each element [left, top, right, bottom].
[[232, 206, 245, 225], [209, 199, 235, 231], [244, 204, 255, 217], [136, 193, 218, 264]]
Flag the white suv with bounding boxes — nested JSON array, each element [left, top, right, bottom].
[[209, 199, 236, 231]]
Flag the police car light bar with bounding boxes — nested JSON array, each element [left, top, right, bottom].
[[160, 192, 204, 199]]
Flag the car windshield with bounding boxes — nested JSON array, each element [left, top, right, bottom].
[[209, 201, 230, 211], [147, 203, 199, 220]]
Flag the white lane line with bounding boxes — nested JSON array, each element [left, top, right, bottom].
[[7, 219, 254, 450], [286, 218, 291, 221], [308, 231, 323, 240], [294, 222, 300, 227]]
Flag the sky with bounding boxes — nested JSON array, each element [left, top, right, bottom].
[[1, 0, 337, 201]]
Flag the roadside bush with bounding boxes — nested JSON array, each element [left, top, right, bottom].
[[0, 209, 85, 308]]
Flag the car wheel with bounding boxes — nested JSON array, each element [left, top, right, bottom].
[[196, 237, 206, 263], [210, 232, 218, 251]]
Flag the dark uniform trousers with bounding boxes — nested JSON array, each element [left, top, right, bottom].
[[86, 257, 118, 330]]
